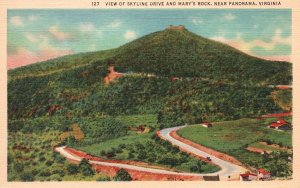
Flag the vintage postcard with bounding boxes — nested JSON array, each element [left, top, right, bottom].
[[0, 0, 299, 187]]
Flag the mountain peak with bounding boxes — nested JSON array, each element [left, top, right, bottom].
[[166, 25, 186, 31]]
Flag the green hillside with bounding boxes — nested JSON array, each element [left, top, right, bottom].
[[8, 26, 291, 126], [113, 28, 291, 85], [9, 27, 291, 84]]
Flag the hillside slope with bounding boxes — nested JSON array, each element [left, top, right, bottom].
[[8, 26, 291, 123], [112, 28, 291, 85], [9, 26, 292, 85]]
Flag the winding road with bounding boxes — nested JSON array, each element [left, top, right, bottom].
[[56, 146, 204, 177], [56, 125, 248, 180], [160, 126, 247, 179]]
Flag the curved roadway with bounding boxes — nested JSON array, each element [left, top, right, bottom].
[[56, 146, 204, 177], [160, 126, 248, 179], [56, 125, 248, 180]]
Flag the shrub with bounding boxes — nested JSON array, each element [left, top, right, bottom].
[[96, 176, 111, 181], [190, 166, 198, 172], [79, 159, 94, 176], [100, 150, 106, 156], [45, 160, 54, 166], [39, 171, 51, 177], [106, 151, 115, 158], [39, 151, 45, 156], [118, 144, 126, 149], [14, 163, 24, 172], [67, 136, 77, 146], [137, 151, 147, 160], [20, 172, 34, 181], [39, 157, 46, 162], [31, 169, 39, 176], [114, 169, 132, 181], [127, 152, 135, 159], [116, 148, 123, 154], [265, 139, 272, 145], [52, 169, 65, 176], [67, 164, 79, 174], [147, 155, 156, 163], [53, 152, 66, 164]]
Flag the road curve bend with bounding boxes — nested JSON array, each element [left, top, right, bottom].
[[55, 125, 248, 180], [159, 125, 248, 179], [56, 146, 207, 177]]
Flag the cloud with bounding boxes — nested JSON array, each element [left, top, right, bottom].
[[49, 25, 72, 41], [109, 19, 122, 28], [223, 13, 236, 21], [79, 23, 95, 33], [10, 15, 39, 26], [124, 30, 136, 40], [9, 27, 74, 68], [24, 33, 53, 50], [211, 29, 291, 61], [97, 30, 103, 37], [25, 33, 38, 43], [7, 48, 73, 69], [189, 17, 203, 25], [10, 16, 24, 26], [28, 15, 38, 22]]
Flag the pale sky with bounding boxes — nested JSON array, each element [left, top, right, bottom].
[[8, 9, 291, 69]]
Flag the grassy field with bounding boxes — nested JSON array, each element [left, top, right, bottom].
[[178, 118, 292, 152], [177, 118, 292, 176]]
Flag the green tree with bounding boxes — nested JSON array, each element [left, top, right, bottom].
[[114, 168, 132, 181], [20, 172, 34, 181], [79, 159, 94, 176], [67, 136, 76, 146], [196, 161, 203, 173], [67, 164, 79, 175], [14, 163, 24, 172], [53, 152, 66, 164]]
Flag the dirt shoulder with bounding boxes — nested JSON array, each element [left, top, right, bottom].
[[60, 147, 203, 181]]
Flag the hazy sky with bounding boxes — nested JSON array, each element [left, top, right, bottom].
[[8, 9, 291, 69]]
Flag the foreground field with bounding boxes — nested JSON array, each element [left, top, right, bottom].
[[177, 118, 292, 177], [8, 131, 110, 181]]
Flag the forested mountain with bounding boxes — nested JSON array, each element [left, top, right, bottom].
[[9, 26, 291, 85], [8, 26, 292, 130]]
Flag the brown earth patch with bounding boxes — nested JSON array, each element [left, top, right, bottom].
[[259, 142, 291, 152], [245, 146, 268, 154], [12, 145, 31, 152], [60, 147, 203, 181], [223, 134, 238, 141], [60, 124, 84, 141], [64, 147, 184, 172], [92, 164, 202, 181]]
